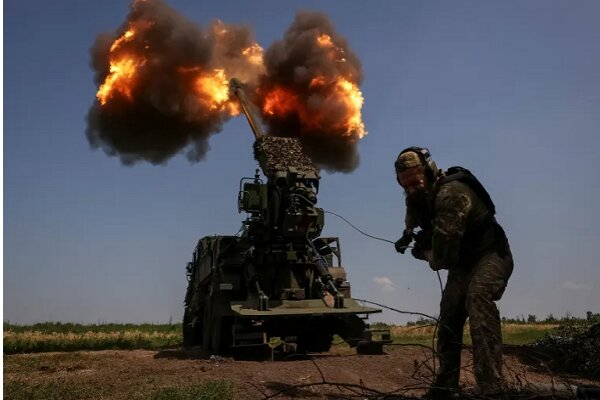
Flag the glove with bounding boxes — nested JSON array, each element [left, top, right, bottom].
[[411, 241, 426, 260], [411, 230, 432, 261], [395, 229, 413, 254], [413, 230, 432, 251]]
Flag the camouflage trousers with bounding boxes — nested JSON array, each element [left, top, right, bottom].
[[434, 248, 514, 394]]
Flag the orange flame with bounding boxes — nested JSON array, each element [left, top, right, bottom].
[[262, 77, 366, 138], [316, 34, 334, 48], [110, 29, 135, 52], [316, 33, 348, 64], [97, 57, 145, 105], [333, 78, 366, 138], [193, 69, 239, 115], [96, 27, 146, 106], [309, 76, 328, 89], [263, 87, 300, 116]]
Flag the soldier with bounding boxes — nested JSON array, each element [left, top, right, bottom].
[[394, 147, 513, 399]]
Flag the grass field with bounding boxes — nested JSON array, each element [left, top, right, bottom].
[[3, 321, 559, 354], [4, 379, 235, 400], [3, 322, 181, 354], [388, 322, 559, 346]]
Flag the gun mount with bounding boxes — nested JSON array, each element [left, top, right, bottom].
[[182, 79, 390, 356]]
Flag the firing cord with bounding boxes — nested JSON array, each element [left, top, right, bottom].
[[323, 210, 396, 245], [293, 193, 396, 245], [354, 299, 438, 322]]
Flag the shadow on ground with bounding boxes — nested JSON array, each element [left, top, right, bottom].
[[153, 347, 350, 362], [154, 347, 212, 360]]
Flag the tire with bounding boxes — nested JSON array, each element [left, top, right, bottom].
[[182, 308, 202, 347], [210, 316, 233, 355], [202, 298, 213, 351]]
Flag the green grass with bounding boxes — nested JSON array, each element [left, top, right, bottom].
[[4, 380, 108, 400], [502, 327, 555, 345], [4, 352, 89, 374], [4, 323, 182, 354], [4, 322, 181, 334], [152, 381, 234, 400], [3, 321, 558, 354], [387, 323, 559, 347], [3, 380, 234, 400]]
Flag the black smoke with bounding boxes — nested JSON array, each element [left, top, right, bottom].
[[87, 3, 367, 172], [86, 0, 260, 165], [259, 11, 364, 172]]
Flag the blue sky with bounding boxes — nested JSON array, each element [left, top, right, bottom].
[[4, 0, 600, 324]]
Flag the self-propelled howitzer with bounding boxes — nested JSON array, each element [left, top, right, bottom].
[[182, 79, 389, 356]]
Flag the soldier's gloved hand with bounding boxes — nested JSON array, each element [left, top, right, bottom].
[[413, 230, 432, 251], [395, 230, 413, 254], [411, 241, 427, 260]]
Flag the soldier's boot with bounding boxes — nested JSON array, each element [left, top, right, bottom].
[[423, 386, 460, 400], [473, 356, 507, 397], [425, 367, 463, 399], [425, 355, 462, 400]]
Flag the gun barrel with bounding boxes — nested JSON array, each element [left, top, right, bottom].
[[230, 78, 264, 139]]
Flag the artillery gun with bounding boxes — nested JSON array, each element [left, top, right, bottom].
[[182, 79, 390, 356]]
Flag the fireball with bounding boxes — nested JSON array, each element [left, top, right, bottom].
[[263, 87, 300, 117], [262, 76, 366, 139], [193, 69, 239, 115], [333, 78, 366, 138], [96, 27, 146, 106]]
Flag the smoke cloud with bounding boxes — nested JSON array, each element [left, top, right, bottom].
[[86, 0, 262, 165], [86, 3, 366, 172], [259, 11, 365, 172]]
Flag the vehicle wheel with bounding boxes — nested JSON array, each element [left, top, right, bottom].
[[210, 316, 233, 355], [202, 299, 213, 351], [182, 308, 202, 347]]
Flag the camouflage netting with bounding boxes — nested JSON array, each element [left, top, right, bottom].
[[531, 322, 600, 378], [253, 136, 319, 178]]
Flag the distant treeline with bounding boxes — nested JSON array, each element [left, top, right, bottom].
[[501, 311, 600, 325]]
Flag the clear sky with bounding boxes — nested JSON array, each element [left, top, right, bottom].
[[4, 0, 600, 325]]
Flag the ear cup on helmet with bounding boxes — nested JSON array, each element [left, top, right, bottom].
[[397, 146, 438, 181]]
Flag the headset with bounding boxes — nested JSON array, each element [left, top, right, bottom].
[[396, 146, 439, 180]]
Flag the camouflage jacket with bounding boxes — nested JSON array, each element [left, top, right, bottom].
[[406, 180, 499, 270]]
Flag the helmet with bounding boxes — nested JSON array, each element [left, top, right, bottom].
[[395, 146, 439, 181]]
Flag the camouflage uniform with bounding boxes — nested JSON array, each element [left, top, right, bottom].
[[409, 179, 513, 395]]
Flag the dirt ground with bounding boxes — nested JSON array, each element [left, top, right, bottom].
[[4, 345, 599, 399]]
